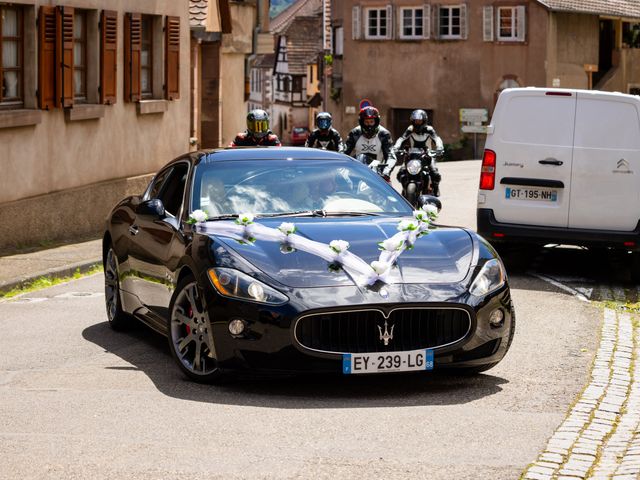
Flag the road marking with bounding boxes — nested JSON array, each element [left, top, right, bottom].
[[529, 272, 590, 302]]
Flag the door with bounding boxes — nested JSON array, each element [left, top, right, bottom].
[[129, 162, 190, 319], [569, 92, 640, 231], [490, 89, 576, 227]]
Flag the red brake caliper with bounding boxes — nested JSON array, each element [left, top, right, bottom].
[[185, 306, 193, 335]]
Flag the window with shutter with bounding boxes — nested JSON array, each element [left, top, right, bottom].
[[38, 6, 56, 110], [399, 7, 425, 40], [124, 12, 141, 102], [1, 5, 24, 108], [165, 16, 180, 100], [483, 6, 494, 42], [100, 10, 117, 104], [56, 6, 74, 108], [438, 5, 462, 40], [497, 6, 526, 42], [73, 10, 87, 102], [140, 15, 153, 98], [364, 7, 389, 40]]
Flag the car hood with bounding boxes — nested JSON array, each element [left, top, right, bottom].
[[212, 217, 474, 288]]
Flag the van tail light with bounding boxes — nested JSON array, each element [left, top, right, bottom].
[[624, 241, 636, 247], [480, 149, 496, 190]]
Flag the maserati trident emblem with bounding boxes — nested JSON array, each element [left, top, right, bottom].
[[378, 320, 395, 346]]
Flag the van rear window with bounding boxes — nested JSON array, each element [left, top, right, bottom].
[[499, 95, 575, 147]]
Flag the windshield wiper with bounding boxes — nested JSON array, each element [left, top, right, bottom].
[[256, 210, 327, 218], [204, 214, 240, 221], [322, 211, 383, 217]]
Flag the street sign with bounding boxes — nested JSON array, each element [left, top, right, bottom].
[[359, 99, 372, 110], [460, 108, 488, 123], [461, 124, 489, 134]]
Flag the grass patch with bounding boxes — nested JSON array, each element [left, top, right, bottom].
[[599, 300, 640, 316], [0, 264, 103, 300]]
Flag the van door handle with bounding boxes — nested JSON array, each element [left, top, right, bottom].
[[539, 158, 563, 166], [128, 225, 139, 236]]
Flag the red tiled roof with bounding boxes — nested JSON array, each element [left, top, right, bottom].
[[537, 0, 640, 18]]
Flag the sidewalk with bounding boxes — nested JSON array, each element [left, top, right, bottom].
[[0, 239, 102, 293]]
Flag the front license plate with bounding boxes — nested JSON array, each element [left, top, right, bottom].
[[505, 187, 557, 202], [343, 349, 434, 374]]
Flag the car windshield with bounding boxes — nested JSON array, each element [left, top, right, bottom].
[[190, 159, 412, 217], [293, 127, 308, 134]]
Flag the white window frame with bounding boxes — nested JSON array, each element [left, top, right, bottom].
[[333, 26, 344, 55], [399, 7, 424, 40], [364, 7, 388, 40], [496, 6, 526, 42], [438, 5, 462, 40]]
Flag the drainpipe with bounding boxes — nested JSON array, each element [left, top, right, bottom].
[[245, 0, 263, 103]]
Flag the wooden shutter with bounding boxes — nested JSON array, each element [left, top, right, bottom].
[[432, 4, 440, 40], [516, 6, 526, 42], [124, 12, 141, 102], [483, 6, 494, 42], [385, 5, 393, 40], [100, 10, 118, 104], [423, 4, 431, 39], [460, 3, 468, 40], [165, 16, 180, 100], [352, 6, 361, 40], [38, 6, 56, 109], [56, 6, 74, 108], [219, 0, 232, 34]]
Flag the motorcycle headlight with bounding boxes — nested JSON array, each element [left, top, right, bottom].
[[208, 268, 288, 305], [406, 159, 422, 175], [469, 259, 506, 296]]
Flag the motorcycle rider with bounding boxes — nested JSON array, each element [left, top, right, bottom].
[[394, 109, 444, 196], [305, 112, 343, 151], [230, 109, 281, 147], [343, 106, 396, 181]]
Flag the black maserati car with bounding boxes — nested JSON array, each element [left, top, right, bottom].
[[103, 147, 515, 382]]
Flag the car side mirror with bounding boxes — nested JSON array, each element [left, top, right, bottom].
[[137, 198, 165, 218], [418, 194, 442, 212]]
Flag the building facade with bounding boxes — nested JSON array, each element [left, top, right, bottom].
[[329, 0, 640, 151], [0, 0, 190, 251]]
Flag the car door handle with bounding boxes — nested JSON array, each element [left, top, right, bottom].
[[539, 158, 564, 166], [128, 225, 139, 236]]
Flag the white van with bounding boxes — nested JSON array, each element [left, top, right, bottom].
[[477, 87, 640, 255]]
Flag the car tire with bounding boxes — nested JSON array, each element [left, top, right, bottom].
[[104, 246, 132, 330], [406, 183, 417, 207], [631, 252, 640, 283], [167, 274, 229, 384], [452, 303, 516, 376]]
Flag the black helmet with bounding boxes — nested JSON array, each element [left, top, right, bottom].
[[359, 106, 380, 137], [246, 109, 270, 139], [316, 112, 332, 131], [410, 109, 428, 133]]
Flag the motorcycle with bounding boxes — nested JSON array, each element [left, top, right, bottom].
[[396, 148, 441, 207]]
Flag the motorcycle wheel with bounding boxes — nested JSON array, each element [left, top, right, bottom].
[[406, 183, 418, 207]]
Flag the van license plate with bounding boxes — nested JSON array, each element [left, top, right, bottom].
[[505, 187, 557, 202], [343, 349, 434, 374]]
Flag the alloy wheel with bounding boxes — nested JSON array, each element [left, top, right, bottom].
[[104, 248, 120, 323], [170, 282, 217, 376]]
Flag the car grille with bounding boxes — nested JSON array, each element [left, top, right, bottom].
[[294, 307, 472, 354]]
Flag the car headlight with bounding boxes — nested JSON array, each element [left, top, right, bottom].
[[208, 268, 288, 305], [406, 159, 422, 175], [469, 259, 506, 296]]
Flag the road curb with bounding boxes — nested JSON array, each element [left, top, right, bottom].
[[0, 258, 102, 295]]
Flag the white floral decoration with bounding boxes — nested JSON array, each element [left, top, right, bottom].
[[278, 222, 296, 236], [422, 203, 439, 219], [370, 260, 391, 275], [236, 213, 255, 226], [398, 220, 419, 232], [329, 240, 350, 254], [188, 209, 209, 224], [379, 237, 404, 252], [413, 209, 429, 223]]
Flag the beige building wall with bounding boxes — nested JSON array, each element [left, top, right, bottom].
[[330, 0, 550, 143], [549, 13, 599, 89], [0, 0, 190, 250]]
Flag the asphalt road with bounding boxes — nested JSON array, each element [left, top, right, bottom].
[[0, 160, 607, 480]]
